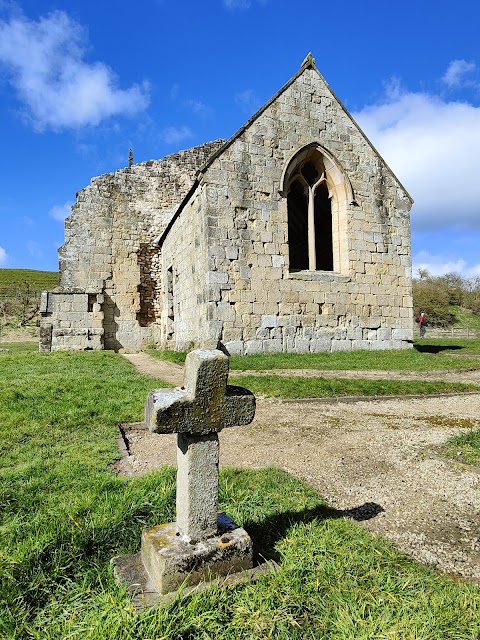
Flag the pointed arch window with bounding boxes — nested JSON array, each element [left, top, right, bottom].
[[287, 152, 333, 271]]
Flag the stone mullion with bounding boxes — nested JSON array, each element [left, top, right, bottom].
[[307, 185, 316, 270]]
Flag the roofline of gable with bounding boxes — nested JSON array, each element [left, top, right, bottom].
[[156, 54, 413, 248], [310, 71, 414, 206]]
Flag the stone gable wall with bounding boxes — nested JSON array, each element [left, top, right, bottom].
[[164, 68, 413, 354]]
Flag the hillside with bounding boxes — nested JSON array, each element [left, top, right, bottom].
[[0, 269, 58, 298], [0, 269, 58, 341], [450, 305, 480, 330]]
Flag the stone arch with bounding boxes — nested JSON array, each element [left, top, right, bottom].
[[280, 143, 353, 274]]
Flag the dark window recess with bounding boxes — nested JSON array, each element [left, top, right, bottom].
[[88, 294, 96, 312], [287, 180, 309, 270], [314, 182, 333, 271], [287, 153, 333, 271]]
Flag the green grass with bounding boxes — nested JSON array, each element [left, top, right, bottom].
[[0, 268, 58, 297], [444, 429, 480, 466], [230, 375, 480, 399], [1, 350, 480, 639], [148, 339, 480, 372], [147, 347, 188, 365], [0, 341, 38, 353], [450, 305, 480, 331]]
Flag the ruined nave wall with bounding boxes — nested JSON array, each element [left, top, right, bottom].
[[42, 141, 225, 351]]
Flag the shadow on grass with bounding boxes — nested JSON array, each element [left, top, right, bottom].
[[245, 501, 384, 564], [414, 344, 464, 354]]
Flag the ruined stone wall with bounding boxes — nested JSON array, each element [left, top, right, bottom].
[[39, 291, 103, 351], [44, 140, 225, 351], [161, 190, 211, 349], [168, 67, 412, 354]]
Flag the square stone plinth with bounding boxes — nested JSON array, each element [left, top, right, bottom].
[[112, 513, 253, 607]]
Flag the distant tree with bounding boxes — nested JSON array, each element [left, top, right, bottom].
[[416, 268, 430, 281], [465, 276, 480, 314], [413, 278, 455, 327], [437, 272, 466, 306]]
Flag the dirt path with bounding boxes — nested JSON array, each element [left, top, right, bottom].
[[119, 353, 480, 582]]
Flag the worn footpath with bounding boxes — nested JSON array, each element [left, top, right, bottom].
[[120, 353, 480, 582]]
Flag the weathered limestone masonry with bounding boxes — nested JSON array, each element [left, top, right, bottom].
[[160, 55, 413, 354], [41, 54, 413, 354], [40, 141, 225, 351]]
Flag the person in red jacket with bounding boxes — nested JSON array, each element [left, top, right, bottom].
[[417, 312, 427, 338]]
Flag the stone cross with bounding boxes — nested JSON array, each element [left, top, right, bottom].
[[145, 349, 256, 543]]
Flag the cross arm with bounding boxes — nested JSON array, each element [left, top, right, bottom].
[[145, 385, 255, 435]]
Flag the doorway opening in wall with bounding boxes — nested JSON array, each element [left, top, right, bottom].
[[287, 154, 333, 271]]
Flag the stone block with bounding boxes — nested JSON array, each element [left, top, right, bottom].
[[330, 339, 352, 352], [294, 337, 310, 352], [261, 314, 277, 328], [114, 514, 253, 598], [271, 255, 285, 268], [310, 339, 332, 353], [392, 328, 412, 341], [245, 340, 264, 354], [264, 339, 282, 353], [223, 341, 244, 355]]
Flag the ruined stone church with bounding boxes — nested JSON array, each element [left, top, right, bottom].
[[40, 54, 413, 354]]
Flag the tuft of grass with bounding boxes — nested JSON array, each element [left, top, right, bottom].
[[229, 375, 480, 399], [146, 348, 187, 364], [1, 350, 480, 639], [444, 429, 480, 466]]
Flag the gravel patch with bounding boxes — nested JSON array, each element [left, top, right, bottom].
[[119, 353, 480, 582]]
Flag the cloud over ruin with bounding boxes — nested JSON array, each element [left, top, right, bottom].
[[353, 71, 480, 232], [0, 10, 150, 131], [49, 201, 74, 222]]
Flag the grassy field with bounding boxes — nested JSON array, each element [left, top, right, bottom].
[[1, 348, 479, 639], [148, 338, 480, 371], [450, 305, 480, 330], [229, 374, 480, 399], [0, 268, 57, 297]]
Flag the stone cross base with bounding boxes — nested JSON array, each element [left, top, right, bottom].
[[112, 513, 253, 608]]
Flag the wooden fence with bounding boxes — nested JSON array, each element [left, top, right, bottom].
[[415, 326, 479, 339]]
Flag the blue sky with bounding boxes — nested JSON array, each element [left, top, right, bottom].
[[0, 0, 479, 279]]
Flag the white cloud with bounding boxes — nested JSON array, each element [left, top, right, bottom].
[[185, 99, 211, 116], [441, 59, 476, 87], [412, 250, 480, 278], [353, 79, 480, 231], [0, 246, 8, 266], [26, 241, 42, 259], [0, 10, 149, 131], [225, 0, 251, 8], [49, 200, 73, 222], [160, 126, 193, 145], [224, 0, 267, 9], [235, 89, 261, 114]]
